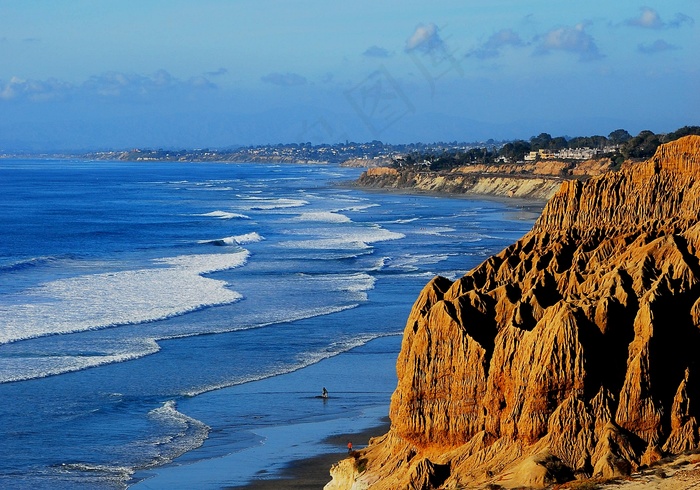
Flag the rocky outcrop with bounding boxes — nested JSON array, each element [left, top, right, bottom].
[[357, 167, 562, 200], [355, 158, 615, 201], [453, 158, 614, 178], [327, 136, 700, 489]]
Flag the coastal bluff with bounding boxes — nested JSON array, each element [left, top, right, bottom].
[[354, 158, 615, 201], [327, 136, 700, 489]]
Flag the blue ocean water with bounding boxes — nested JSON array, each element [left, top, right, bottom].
[[0, 159, 537, 489]]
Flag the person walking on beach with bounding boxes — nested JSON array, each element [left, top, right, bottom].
[[347, 441, 353, 454]]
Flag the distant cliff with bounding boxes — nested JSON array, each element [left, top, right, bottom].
[[327, 136, 700, 489], [355, 158, 615, 201], [340, 157, 394, 168]]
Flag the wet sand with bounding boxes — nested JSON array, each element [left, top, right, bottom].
[[130, 336, 400, 490], [232, 420, 390, 489]]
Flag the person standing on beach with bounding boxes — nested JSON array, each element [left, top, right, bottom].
[[347, 441, 353, 454]]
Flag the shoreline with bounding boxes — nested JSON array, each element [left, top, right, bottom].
[[342, 177, 550, 204], [230, 420, 391, 490], [343, 181, 547, 223], [129, 336, 402, 489]]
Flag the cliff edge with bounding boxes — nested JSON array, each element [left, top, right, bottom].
[[327, 135, 700, 489], [354, 158, 616, 201]]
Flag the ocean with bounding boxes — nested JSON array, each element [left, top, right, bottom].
[[0, 159, 537, 489]]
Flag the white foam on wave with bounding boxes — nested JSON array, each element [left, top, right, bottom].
[[184, 332, 399, 397], [291, 211, 352, 224], [297, 272, 376, 301], [335, 203, 380, 212], [0, 251, 249, 345], [279, 238, 371, 250], [0, 255, 58, 272], [146, 400, 211, 465], [383, 217, 420, 224], [155, 251, 249, 274], [170, 304, 361, 349], [371, 256, 393, 271], [197, 210, 250, 220], [238, 197, 309, 211], [279, 225, 404, 250], [414, 226, 457, 236], [58, 462, 135, 486], [300, 333, 396, 366], [0, 338, 161, 384], [198, 232, 265, 247], [59, 400, 210, 485], [374, 253, 452, 272], [229, 232, 264, 245]]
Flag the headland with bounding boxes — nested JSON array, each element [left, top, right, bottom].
[[327, 135, 700, 489]]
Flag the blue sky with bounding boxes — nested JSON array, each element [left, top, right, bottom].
[[0, 1, 698, 150]]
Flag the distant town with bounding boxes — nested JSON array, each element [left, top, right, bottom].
[[2, 126, 698, 169]]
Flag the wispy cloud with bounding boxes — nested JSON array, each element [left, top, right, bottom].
[[0, 70, 216, 102], [468, 29, 526, 59], [205, 67, 228, 77], [535, 23, 603, 61], [625, 7, 694, 29], [83, 70, 215, 97], [0, 76, 71, 102], [260, 72, 308, 87], [405, 23, 444, 54], [187, 76, 217, 89], [363, 45, 392, 58], [84, 71, 163, 97], [638, 39, 680, 54]]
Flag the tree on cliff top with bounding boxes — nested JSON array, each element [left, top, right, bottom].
[[663, 126, 700, 143], [608, 129, 632, 145], [621, 130, 661, 159]]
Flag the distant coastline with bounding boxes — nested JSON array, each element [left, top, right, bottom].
[[350, 156, 615, 201], [0, 141, 472, 165], [3, 126, 696, 168]]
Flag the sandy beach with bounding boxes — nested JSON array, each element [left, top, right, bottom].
[[232, 421, 390, 489], [131, 336, 401, 489]]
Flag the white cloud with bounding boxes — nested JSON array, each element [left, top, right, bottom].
[[626, 7, 694, 29], [0, 70, 215, 103], [0, 76, 71, 102], [363, 45, 392, 58], [627, 7, 664, 28], [468, 28, 526, 59], [205, 68, 228, 77], [638, 39, 680, 54], [405, 23, 444, 54], [82, 70, 214, 97], [536, 23, 603, 61]]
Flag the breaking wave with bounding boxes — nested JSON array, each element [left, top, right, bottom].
[[0, 251, 249, 345]]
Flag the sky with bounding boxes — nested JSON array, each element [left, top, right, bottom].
[[0, 1, 698, 150]]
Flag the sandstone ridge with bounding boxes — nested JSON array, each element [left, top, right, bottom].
[[357, 166, 562, 200], [326, 136, 700, 489], [355, 157, 617, 201]]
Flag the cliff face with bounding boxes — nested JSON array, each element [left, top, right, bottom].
[[355, 158, 615, 201], [328, 136, 700, 489], [357, 167, 563, 200], [453, 157, 613, 178]]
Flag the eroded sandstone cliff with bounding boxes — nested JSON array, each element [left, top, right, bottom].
[[357, 166, 562, 200], [355, 158, 615, 201], [327, 136, 700, 489]]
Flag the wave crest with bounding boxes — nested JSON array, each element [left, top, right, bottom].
[[0, 251, 249, 345]]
